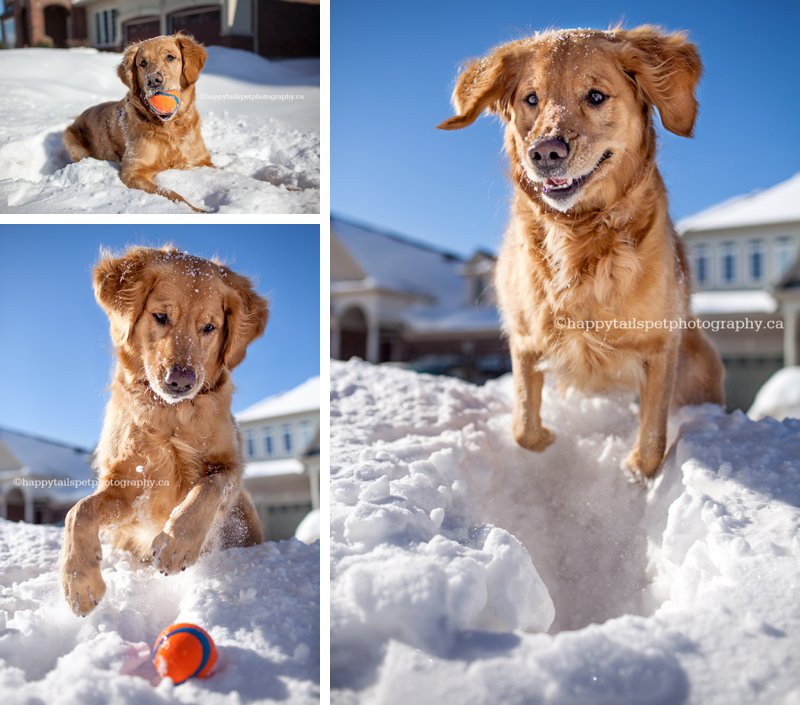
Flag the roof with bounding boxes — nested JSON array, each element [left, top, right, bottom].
[[243, 458, 305, 478], [678, 172, 800, 233], [691, 290, 777, 315], [235, 376, 320, 423], [0, 427, 93, 481], [402, 305, 501, 334], [331, 216, 466, 307]]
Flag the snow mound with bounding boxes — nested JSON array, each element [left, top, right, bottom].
[[749, 367, 800, 421], [331, 360, 800, 704], [0, 47, 319, 214], [0, 520, 319, 703]]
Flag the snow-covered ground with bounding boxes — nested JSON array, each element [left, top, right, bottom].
[[331, 360, 800, 705], [749, 367, 800, 421], [0, 46, 319, 213], [0, 520, 319, 703]]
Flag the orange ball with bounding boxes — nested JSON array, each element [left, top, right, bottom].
[[152, 622, 218, 685], [148, 91, 180, 116]]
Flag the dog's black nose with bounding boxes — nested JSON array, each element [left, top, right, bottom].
[[529, 137, 570, 168], [147, 72, 164, 89], [165, 366, 196, 394]]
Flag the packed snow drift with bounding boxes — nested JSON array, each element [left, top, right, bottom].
[[0, 47, 319, 213], [331, 360, 800, 705], [0, 521, 319, 704]]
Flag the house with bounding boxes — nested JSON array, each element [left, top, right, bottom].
[[0, 427, 94, 524], [331, 216, 505, 381], [679, 172, 800, 410], [7, 0, 319, 57], [235, 376, 320, 541]]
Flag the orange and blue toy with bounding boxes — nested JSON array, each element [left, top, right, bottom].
[[148, 91, 180, 118], [151, 622, 218, 685]]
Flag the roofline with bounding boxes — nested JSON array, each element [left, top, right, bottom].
[[679, 217, 800, 236], [331, 213, 464, 262], [0, 425, 93, 455]]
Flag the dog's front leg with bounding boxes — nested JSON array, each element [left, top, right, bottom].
[[120, 159, 207, 213], [61, 488, 126, 615], [151, 470, 232, 574], [510, 338, 555, 452], [627, 340, 679, 477]]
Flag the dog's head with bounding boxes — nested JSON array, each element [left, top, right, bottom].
[[117, 33, 207, 121], [439, 26, 701, 214], [94, 246, 268, 404]]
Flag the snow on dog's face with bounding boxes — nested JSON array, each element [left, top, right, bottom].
[[439, 26, 701, 214], [93, 246, 268, 404], [117, 33, 207, 122]]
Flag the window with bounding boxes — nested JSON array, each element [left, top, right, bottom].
[[299, 420, 313, 448], [282, 424, 293, 453], [693, 244, 709, 287], [775, 237, 795, 278], [244, 430, 255, 459], [263, 427, 274, 457], [94, 8, 118, 46], [748, 240, 764, 283], [720, 242, 738, 285]]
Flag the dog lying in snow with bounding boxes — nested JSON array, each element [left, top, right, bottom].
[[63, 33, 212, 213], [439, 25, 724, 477], [60, 246, 267, 615]]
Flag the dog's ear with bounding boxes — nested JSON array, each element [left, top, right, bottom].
[[221, 269, 268, 370], [617, 26, 702, 137], [175, 32, 207, 86], [116, 43, 139, 91], [93, 248, 158, 348], [437, 44, 520, 130]]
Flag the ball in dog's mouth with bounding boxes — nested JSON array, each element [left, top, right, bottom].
[[147, 91, 181, 120], [541, 151, 613, 199]]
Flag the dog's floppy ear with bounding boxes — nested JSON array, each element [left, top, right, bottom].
[[175, 32, 207, 86], [438, 44, 520, 130], [617, 26, 702, 137], [116, 42, 140, 90], [94, 247, 158, 348], [221, 269, 268, 370]]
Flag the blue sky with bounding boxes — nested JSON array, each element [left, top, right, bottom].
[[0, 225, 320, 449], [333, 0, 800, 255]]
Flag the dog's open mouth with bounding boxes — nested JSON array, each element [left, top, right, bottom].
[[541, 151, 613, 199]]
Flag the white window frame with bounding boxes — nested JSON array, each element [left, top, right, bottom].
[[262, 426, 274, 458], [747, 239, 764, 284], [692, 243, 710, 288], [775, 236, 795, 279], [720, 242, 738, 286], [282, 424, 293, 454], [94, 8, 118, 47]]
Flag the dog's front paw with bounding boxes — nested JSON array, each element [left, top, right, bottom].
[[151, 530, 203, 575], [626, 445, 664, 478], [513, 423, 555, 452], [61, 556, 106, 616]]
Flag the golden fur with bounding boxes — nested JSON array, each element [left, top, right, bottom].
[[63, 33, 212, 213], [440, 26, 724, 477], [60, 246, 268, 616]]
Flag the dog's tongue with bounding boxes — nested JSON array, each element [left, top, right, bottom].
[[547, 177, 569, 187]]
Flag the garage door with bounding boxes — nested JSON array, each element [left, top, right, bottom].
[[124, 18, 160, 45], [169, 8, 221, 47]]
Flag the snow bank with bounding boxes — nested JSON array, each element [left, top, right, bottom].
[[749, 367, 800, 421], [331, 360, 800, 704], [0, 520, 319, 703], [0, 47, 319, 213]]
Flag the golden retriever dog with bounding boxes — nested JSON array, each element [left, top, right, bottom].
[[60, 246, 268, 616], [63, 33, 212, 213], [439, 26, 724, 478]]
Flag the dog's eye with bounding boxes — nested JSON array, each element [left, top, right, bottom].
[[153, 312, 169, 325], [203, 323, 216, 334], [140, 59, 148, 68], [588, 90, 607, 106], [166, 54, 176, 62], [525, 92, 538, 107]]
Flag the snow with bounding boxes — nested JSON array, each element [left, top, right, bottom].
[[749, 367, 800, 421], [0, 519, 319, 703], [236, 376, 320, 423], [691, 289, 777, 315], [331, 359, 800, 704], [678, 172, 800, 232], [295, 510, 320, 545], [0, 47, 319, 213]]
